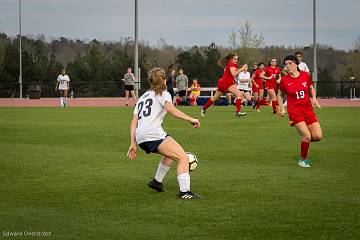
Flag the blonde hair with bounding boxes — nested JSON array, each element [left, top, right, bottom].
[[148, 68, 166, 95]]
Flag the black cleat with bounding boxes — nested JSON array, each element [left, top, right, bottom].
[[148, 178, 165, 192], [177, 191, 195, 199]]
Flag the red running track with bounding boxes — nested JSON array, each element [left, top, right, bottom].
[[0, 98, 359, 107]]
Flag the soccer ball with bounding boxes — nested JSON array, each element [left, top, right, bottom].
[[187, 152, 198, 171]]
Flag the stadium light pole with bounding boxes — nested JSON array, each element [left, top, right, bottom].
[[313, 0, 318, 90], [134, 0, 139, 98], [19, 0, 23, 98]]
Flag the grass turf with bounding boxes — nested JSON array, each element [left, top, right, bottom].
[[0, 106, 359, 240]]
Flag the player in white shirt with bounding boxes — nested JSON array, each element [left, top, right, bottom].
[[127, 68, 200, 200], [55, 68, 70, 107], [295, 51, 310, 73], [282, 51, 310, 114], [237, 64, 252, 106]]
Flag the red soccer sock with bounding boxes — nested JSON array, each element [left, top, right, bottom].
[[203, 98, 213, 110], [260, 98, 267, 105], [176, 98, 180, 105], [300, 141, 310, 160], [235, 98, 242, 113], [272, 101, 277, 113], [256, 100, 261, 110]]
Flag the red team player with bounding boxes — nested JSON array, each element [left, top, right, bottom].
[[263, 58, 281, 114], [201, 53, 246, 117], [277, 55, 322, 168], [251, 63, 265, 112]]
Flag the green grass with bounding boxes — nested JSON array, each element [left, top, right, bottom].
[[0, 106, 359, 240]]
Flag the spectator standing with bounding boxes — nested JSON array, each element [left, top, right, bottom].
[[167, 69, 176, 104], [175, 68, 189, 105], [123, 67, 137, 106], [189, 79, 201, 106]]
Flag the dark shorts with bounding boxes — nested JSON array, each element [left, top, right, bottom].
[[138, 136, 169, 154], [178, 90, 187, 97], [239, 89, 251, 93], [125, 85, 134, 91]]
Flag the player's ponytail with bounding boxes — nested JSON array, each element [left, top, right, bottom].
[[218, 52, 237, 68], [148, 67, 166, 95]]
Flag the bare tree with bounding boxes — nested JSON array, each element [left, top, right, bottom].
[[239, 21, 265, 49], [227, 28, 237, 50]]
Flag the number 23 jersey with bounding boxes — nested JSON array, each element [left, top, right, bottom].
[[133, 90, 172, 144], [279, 71, 313, 110]]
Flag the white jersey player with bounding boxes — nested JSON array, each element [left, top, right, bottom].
[[127, 68, 200, 199], [55, 68, 70, 107]]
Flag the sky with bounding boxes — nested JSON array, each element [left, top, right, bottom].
[[0, 0, 359, 50]]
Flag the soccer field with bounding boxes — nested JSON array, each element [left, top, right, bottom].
[[0, 106, 359, 240]]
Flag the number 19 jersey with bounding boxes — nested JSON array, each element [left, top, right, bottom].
[[279, 71, 313, 110], [133, 90, 172, 144]]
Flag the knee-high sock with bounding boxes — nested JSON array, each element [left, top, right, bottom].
[[256, 99, 261, 110], [154, 162, 170, 183], [272, 101, 277, 112], [203, 98, 213, 110], [236, 98, 242, 113], [177, 173, 190, 192], [301, 141, 310, 160], [260, 98, 267, 105]]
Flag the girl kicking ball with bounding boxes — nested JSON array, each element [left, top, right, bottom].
[[127, 67, 200, 199]]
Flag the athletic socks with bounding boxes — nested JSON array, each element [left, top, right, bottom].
[[301, 141, 310, 160], [203, 99, 213, 110], [177, 172, 190, 192], [252, 100, 257, 109], [59, 97, 64, 107], [235, 98, 242, 113], [154, 162, 170, 183], [272, 101, 277, 113], [255, 100, 260, 110]]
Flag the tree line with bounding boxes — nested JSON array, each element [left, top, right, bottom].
[[0, 28, 359, 97]]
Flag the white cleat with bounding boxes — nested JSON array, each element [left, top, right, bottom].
[[298, 159, 311, 168], [200, 108, 206, 117]]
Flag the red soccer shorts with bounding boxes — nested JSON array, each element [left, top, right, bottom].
[[217, 78, 234, 93], [265, 80, 276, 90], [288, 105, 318, 126], [252, 82, 264, 93]]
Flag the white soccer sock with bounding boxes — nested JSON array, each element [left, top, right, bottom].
[[154, 162, 170, 183], [177, 172, 190, 192], [283, 101, 287, 108], [282, 101, 288, 112], [60, 97, 64, 107]]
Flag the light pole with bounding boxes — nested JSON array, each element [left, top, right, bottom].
[[313, 0, 317, 90], [134, 0, 139, 98], [19, 0, 23, 98]]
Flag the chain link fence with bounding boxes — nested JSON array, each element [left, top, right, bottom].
[[1, 80, 359, 99]]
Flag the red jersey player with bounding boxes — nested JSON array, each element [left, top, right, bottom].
[[201, 53, 246, 117], [277, 55, 322, 168], [251, 63, 265, 112], [263, 58, 281, 114]]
